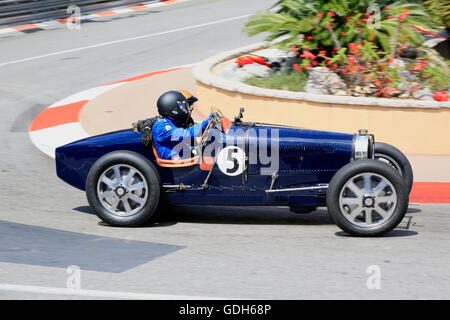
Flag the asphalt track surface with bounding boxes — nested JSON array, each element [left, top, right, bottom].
[[0, 0, 449, 300]]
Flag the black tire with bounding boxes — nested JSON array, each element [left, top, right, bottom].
[[374, 142, 413, 193], [326, 160, 409, 237], [86, 151, 161, 227], [289, 206, 317, 214]]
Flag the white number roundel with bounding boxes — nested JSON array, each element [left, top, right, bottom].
[[217, 146, 245, 176]]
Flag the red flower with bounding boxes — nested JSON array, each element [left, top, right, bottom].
[[340, 32, 346, 36], [355, 65, 364, 70], [302, 50, 316, 60], [433, 91, 448, 102], [293, 64, 303, 72], [317, 13, 324, 18], [327, 12, 335, 17], [306, 35, 314, 40]]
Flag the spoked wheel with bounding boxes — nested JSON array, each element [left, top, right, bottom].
[[97, 164, 149, 217], [339, 173, 397, 228], [86, 151, 160, 227], [327, 160, 408, 237]]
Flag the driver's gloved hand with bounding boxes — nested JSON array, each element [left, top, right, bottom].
[[201, 113, 214, 130]]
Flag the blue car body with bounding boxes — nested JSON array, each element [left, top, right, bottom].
[[56, 122, 354, 207]]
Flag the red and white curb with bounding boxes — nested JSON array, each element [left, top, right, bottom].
[[0, 0, 189, 36], [28, 67, 184, 158]]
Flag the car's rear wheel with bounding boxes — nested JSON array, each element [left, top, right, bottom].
[[86, 151, 160, 227], [326, 160, 409, 237], [374, 142, 413, 193]]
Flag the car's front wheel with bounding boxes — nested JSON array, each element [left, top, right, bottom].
[[326, 160, 409, 237], [86, 151, 160, 227], [374, 142, 413, 193]]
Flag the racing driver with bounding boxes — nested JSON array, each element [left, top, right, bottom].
[[133, 90, 212, 160]]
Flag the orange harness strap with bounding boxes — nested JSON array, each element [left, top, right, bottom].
[[152, 144, 199, 168]]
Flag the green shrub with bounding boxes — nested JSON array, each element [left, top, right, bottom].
[[423, 0, 450, 28], [243, 70, 308, 92], [244, 0, 435, 53], [242, 0, 449, 100]]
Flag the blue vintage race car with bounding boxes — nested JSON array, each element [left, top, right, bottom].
[[55, 108, 413, 236]]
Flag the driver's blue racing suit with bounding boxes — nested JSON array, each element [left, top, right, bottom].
[[152, 114, 212, 160]]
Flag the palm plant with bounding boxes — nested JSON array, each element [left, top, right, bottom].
[[423, 0, 450, 29], [244, 0, 435, 54]]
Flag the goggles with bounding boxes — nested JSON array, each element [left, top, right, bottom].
[[176, 100, 192, 114]]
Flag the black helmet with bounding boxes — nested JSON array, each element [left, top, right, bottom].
[[156, 90, 192, 125]]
